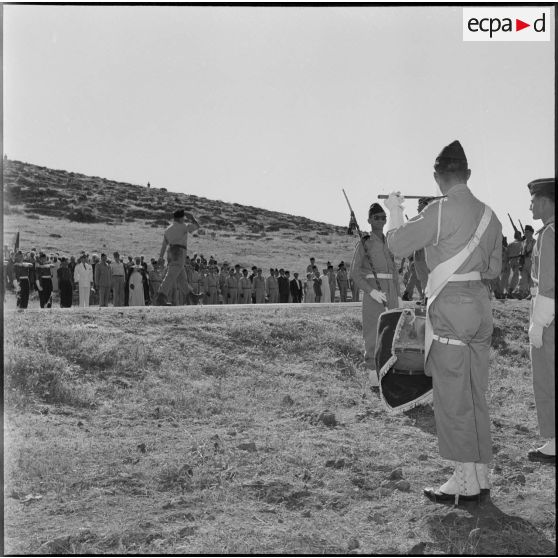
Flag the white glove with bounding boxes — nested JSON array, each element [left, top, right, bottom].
[[369, 289, 387, 304], [529, 323, 543, 349], [384, 191, 405, 211], [386, 191, 405, 231]]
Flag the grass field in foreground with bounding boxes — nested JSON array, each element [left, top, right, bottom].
[[3, 302, 555, 555]]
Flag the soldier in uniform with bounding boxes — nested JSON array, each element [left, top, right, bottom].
[[35, 252, 53, 308], [239, 269, 252, 304], [525, 178, 555, 463], [349, 203, 400, 386], [385, 140, 502, 503], [253, 268, 267, 304], [266, 268, 279, 303], [336, 262, 349, 302], [518, 225, 536, 299], [505, 231, 523, 297], [155, 209, 199, 305], [13, 251, 32, 309], [225, 268, 239, 304], [95, 253, 112, 307], [204, 266, 219, 305]]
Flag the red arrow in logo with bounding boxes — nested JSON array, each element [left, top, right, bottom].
[[516, 19, 530, 31]]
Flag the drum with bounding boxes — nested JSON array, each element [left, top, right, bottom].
[[375, 306, 432, 413]]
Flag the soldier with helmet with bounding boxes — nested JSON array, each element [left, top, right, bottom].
[[525, 178, 555, 464], [385, 140, 502, 504]]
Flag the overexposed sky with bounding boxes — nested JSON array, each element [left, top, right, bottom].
[[3, 5, 555, 237]]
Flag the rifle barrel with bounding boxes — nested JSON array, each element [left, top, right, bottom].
[[377, 194, 445, 200]]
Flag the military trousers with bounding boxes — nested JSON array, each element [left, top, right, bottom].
[[426, 281, 493, 463], [98, 286, 111, 307], [240, 288, 252, 303], [17, 278, 30, 309], [254, 289, 266, 304], [364, 278, 399, 370], [530, 318, 555, 438], [38, 278, 53, 308], [507, 264, 520, 294], [159, 249, 190, 301], [112, 276, 126, 306], [227, 289, 238, 304]]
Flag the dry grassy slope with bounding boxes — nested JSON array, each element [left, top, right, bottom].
[[3, 158, 359, 271], [3, 301, 555, 555]]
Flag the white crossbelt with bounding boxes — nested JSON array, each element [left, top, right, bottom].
[[432, 334, 466, 346], [447, 271, 481, 281], [365, 273, 393, 279]]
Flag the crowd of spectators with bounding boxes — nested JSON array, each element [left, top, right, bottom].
[[4, 249, 364, 309]]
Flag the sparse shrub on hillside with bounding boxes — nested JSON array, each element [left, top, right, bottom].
[[67, 206, 101, 223]]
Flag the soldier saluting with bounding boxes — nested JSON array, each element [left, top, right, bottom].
[[154, 209, 199, 306], [385, 140, 502, 504], [525, 178, 555, 463]]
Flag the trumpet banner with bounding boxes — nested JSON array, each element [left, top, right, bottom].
[[375, 307, 433, 413]]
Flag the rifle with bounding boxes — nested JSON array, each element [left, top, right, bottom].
[[377, 194, 446, 200], [517, 219, 525, 235], [507, 213, 520, 237], [342, 189, 387, 309]]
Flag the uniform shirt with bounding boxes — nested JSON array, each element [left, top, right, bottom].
[[95, 261, 112, 287], [336, 268, 349, 286], [387, 184, 502, 281], [164, 221, 197, 247], [253, 276, 266, 292], [110, 261, 125, 277], [349, 232, 398, 294], [225, 276, 239, 290], [531, 217, 555, 300], [266, 275, 278, 292], [35, 263, 53, 281], [507, 240, 523, 261], [74, 261, 93, 285], [14, 262, 32, 280], [239, 277, 252, 291]]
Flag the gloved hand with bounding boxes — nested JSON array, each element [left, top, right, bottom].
[[529, 323, 543, 349], [369, 289, 387, 304], [385, 191, 405, 211], [386, 191, 405, 231]]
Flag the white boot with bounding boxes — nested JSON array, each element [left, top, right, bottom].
[[424, 462, 480, 504], [475, 463, 490, 500], [538, 438, 555, 455], [369, 369, 379, 387], [528, 437, 556, 463]]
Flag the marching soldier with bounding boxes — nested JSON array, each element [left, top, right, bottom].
[[349, 203, 400, 386], [13, 251, 32, 309], [336, 262, 349, 302], [155, 209, 198, 306], [505, 231, 523, 297], [518, 225, 536, 299], [526, 178, 555, 463], [35, 252, 53, 308], [239, 269, 252, 304], [386, 140, 502, 504]]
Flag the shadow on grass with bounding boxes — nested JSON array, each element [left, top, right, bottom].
[[404, 404, 437, 436], [424, 499, 555, 555]]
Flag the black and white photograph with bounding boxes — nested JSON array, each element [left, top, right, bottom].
[[2, 3, 555, 555]]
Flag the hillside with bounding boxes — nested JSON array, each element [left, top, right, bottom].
[[2, 158, 358, 272], [3, 302, 555, 555], [3, 158, 345, 235]]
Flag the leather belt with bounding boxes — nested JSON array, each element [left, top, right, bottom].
[[392, 369, 426, 376], [448, 271, 481, 282], [432, 334, 466, 346], [365, 273, 393, 279]]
